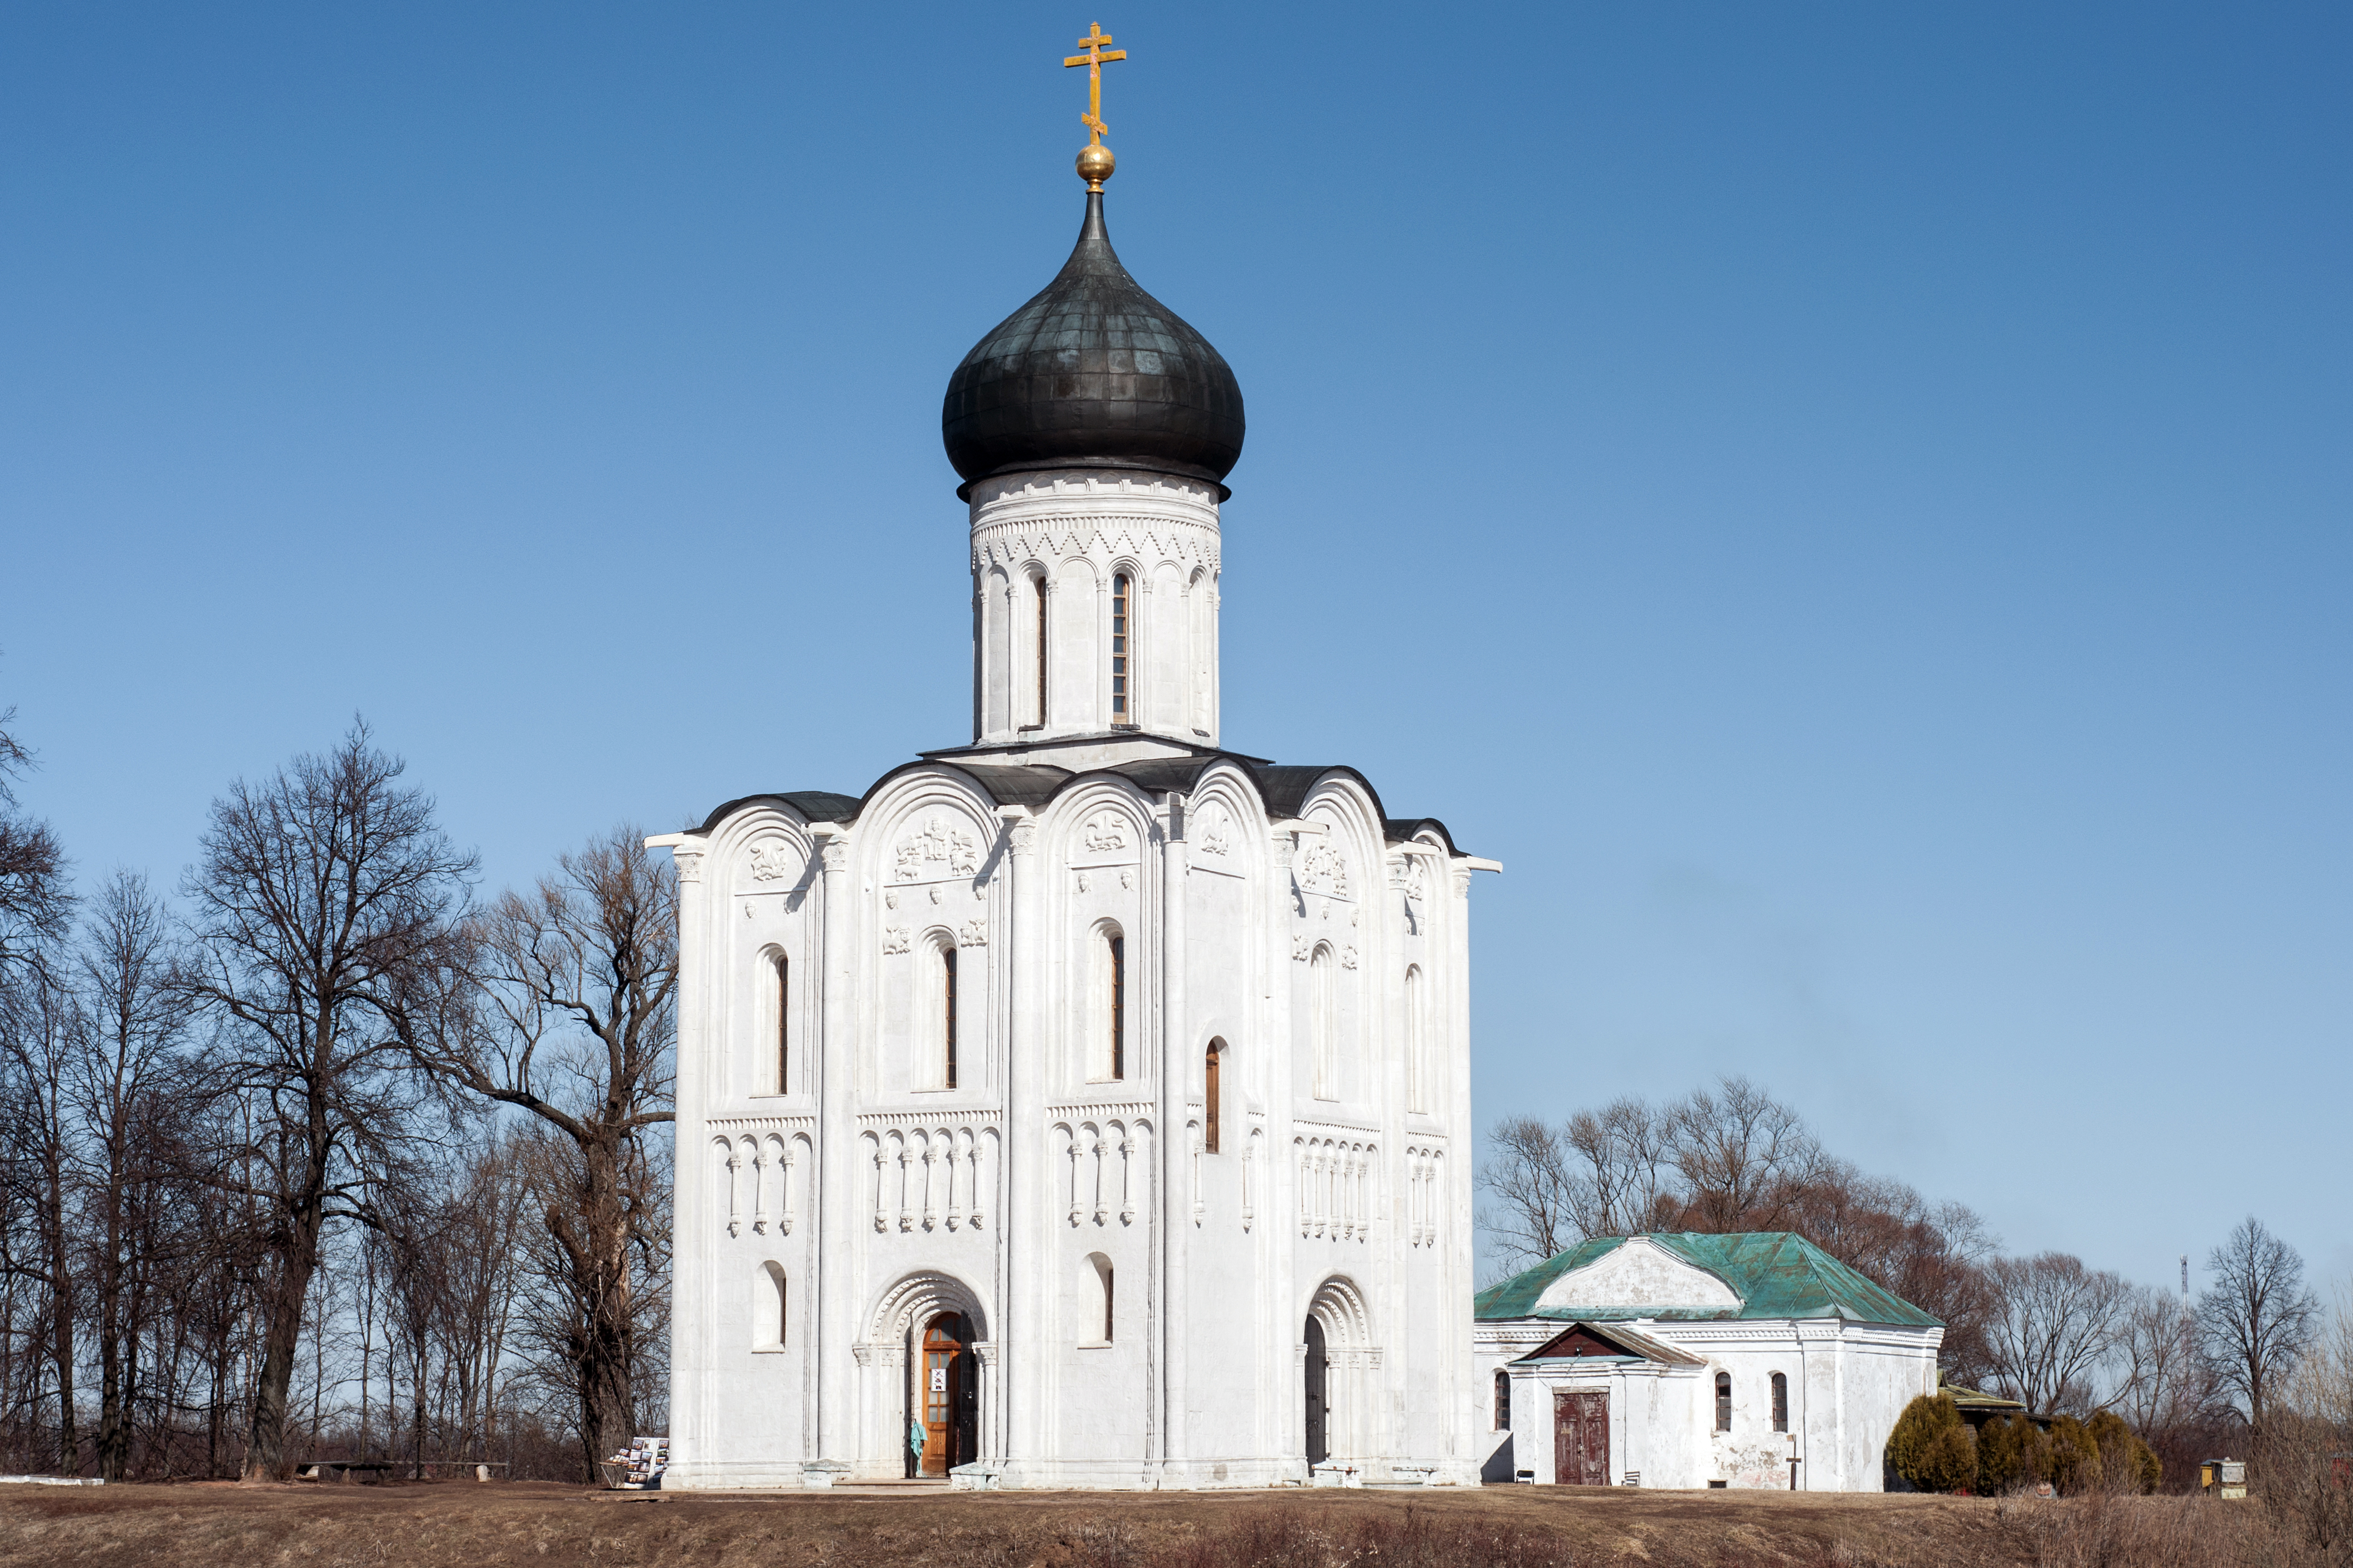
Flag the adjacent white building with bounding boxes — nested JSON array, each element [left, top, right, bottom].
[[653, 167, 1494, 1490], [1473, 1233, 1943, 1491]]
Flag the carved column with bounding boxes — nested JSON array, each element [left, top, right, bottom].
[[1000, 809, 1046, 1471], [1156, 792, 1190, 1474], [813, 828, 856, 1465], [1445, 858, 1478, 1471]]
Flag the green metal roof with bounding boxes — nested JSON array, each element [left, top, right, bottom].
[[1473, 1232, 1942, 1328]]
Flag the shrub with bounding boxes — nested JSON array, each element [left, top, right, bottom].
[[2045, 1414, 2101, 1494], [1920, 1421, 1980, 1494], [1977, 1413, 2046, 1495], [1887, 1393, 1977, 1493], [2084, 1409, 2161, 1494]]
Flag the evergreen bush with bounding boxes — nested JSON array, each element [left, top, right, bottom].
[[2085, 1409, 2161, 1494], [2045, 1414, 2101, 1494], [1977, 1413, 2044, 1495], [1887, 1393, 1976, 1492]]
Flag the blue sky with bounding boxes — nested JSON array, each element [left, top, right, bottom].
[[3, 3, 2346, 1295]]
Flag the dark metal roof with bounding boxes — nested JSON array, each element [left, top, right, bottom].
[[691, 751, 1470, 859], [694, 790, 863, 834], [943, 191, 1245, 496], [1383, 817, 1464, 854]]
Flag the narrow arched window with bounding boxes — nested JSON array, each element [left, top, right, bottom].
[[773, 954, 791, 1095], [1771, 1371, 1788, 1433], [1110, 573, 1132, 724], [1031, 573, 1049, 727], [1715, 1371, 1732, 1432], [1310, 946, 1336, 1101], [1404, 965, 1426, 1113], [1494, 1369, 1511, 1430], [942, 945, 959, 1090], [1204, 1039, 1223, 1154], [1107, 934, 1125, 1079]]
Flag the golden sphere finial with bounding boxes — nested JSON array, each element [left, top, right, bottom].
[[1076, 143, 1116, 191]]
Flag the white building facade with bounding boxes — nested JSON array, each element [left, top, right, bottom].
[[654, 179, 1493, 1490], [1473, 1234, 1943, 1491]]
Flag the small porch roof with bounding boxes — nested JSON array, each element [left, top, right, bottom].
[[1511, 1321, 1706, 1367]]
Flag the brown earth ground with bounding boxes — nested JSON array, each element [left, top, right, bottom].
[[0, 1477, 2287, 1568]]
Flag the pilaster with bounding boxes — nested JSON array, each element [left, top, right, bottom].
[[813, 827, 855, 1463]]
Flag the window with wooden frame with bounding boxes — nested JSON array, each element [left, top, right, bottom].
[[753, 949, 790, 1096], [942, 944, 959, 1090], [1493, 1369, 1511, 1430], [1110, 572, 1132, 724], [1715, 1372, 1733, 1432], [1771, 1372, 1788, 1433], [1029, 573, 1048, 727], [772, 954, 790, 1095], [1108, 934, 1124, 1079], [1089, 926, 1126, 1083], [1204, 1039, 1224, 1153]]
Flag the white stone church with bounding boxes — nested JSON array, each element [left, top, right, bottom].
[[650, 154, 1495, 1488]]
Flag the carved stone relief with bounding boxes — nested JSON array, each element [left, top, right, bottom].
[[1298, 842, 1350, 898], [958, 919, 988, 947], [894, 815, 980, 882], [747, 843, 795, 882], [881, 926, 910, 956], [1082, 812, 1129, 853], [1197, 806, 1232, 859]]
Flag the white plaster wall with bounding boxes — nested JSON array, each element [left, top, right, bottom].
[[1475, 1316, 1941, 1492], [665, 759, 1482, 1490], [968, 472, 1221, 747], [1533, 1239, 1742, 1315]]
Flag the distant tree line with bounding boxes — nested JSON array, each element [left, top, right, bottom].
[[1479, 1079, 2342, 1492], [0, 715, 674, 1481]]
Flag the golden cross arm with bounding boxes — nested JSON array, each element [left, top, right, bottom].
[[1061, 22, 1127, 146]]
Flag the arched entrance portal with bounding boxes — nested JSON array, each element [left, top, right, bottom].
[[912, 1312, 978, 1478], [1303, 1316, 1329, 1465]]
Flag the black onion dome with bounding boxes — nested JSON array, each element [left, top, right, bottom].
[[944, 192, 1244, 495]]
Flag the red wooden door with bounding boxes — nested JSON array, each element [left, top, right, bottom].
[[1553, 1390, 1610, 1486]]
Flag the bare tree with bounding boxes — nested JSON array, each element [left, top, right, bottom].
[[1782, 1160, 2000, 1386], [69, 871, 193, 1480], [2116, 1283, 2220, 1447], [1984, 1252, 2133, 1414], [1667, 1075, 1821, 1232], [0, 961, 81, 1471], [180, 722, 475, 1477], [0, 709, 71, 981], [1564, 1097, 1678, 1240], [409, 827, 674, 1473], [2197, 1215, 2320, 1433], [1475, 1115, 1576, 1275]]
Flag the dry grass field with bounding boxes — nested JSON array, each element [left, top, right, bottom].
[[0, 1477, 2328, 1568]]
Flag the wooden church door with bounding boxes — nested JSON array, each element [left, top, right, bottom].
[[918, 1313, 976, 1477], [1553, 1390, 1610, 1486], [1303, 1317, 1329, 1465]]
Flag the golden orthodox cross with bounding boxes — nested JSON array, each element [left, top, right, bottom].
[[1063, 23, 1127, 145]]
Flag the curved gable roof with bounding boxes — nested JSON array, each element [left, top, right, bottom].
[[1474, 1232, 1941, 1328], [691, 752, 1471, 855]]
